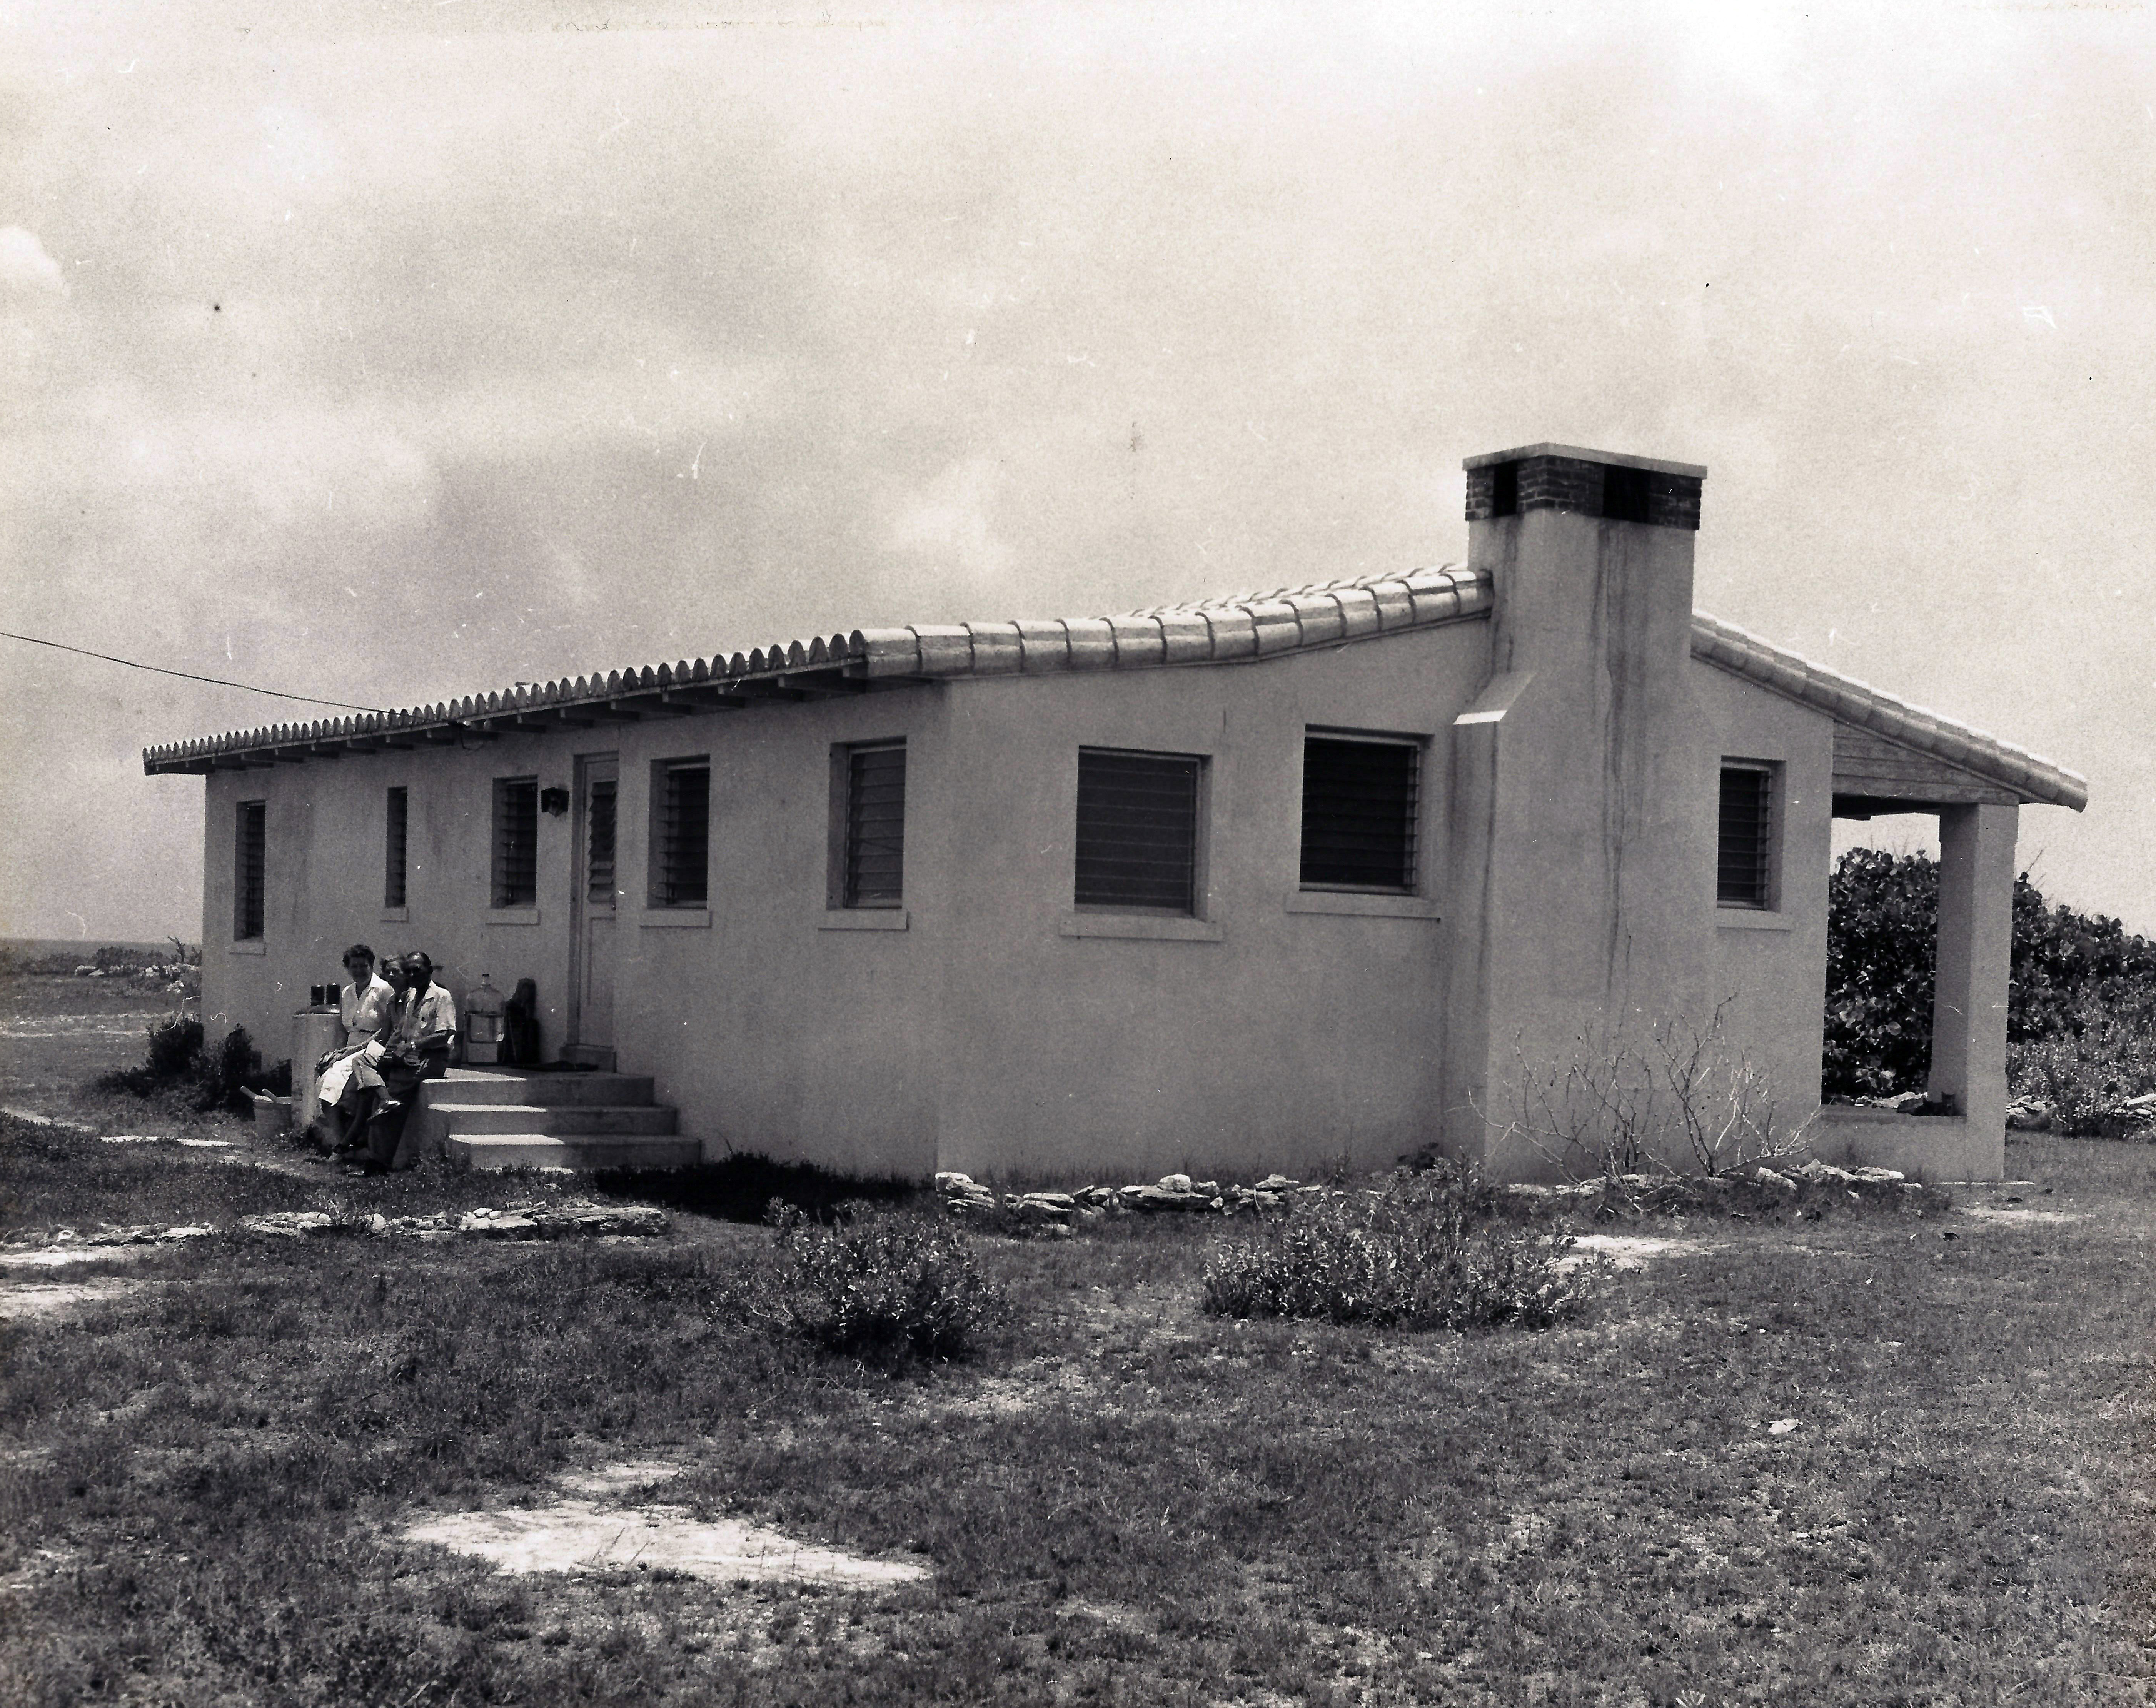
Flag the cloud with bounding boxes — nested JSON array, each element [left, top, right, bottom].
[[885, 455, 1014, 588], [0, 226, 66, 296]]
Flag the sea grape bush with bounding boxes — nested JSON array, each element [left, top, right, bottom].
[[103, 1019, 285, 1110], [1824, 849, 1940, 1099], [761, 1200, 1009, 1361], [1825, 849, 2156, 1121], [1201, 1161, 1603, 1332]]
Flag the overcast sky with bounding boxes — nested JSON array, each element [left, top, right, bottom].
[[3, 0, 2151, 943]]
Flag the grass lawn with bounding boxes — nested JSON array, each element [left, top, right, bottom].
[[2, 990, 2153, 1705]]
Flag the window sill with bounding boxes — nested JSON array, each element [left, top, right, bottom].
[[1059, 912, 1223, 942], [641, 908, 712, 930], [820, 909, 909, 932], [380, 906, 409, 924], [487, 907, 542, 927], [1285, 890, 1441, 919], [1715, 907, 1794, 932], [229, 939, 267, 956]]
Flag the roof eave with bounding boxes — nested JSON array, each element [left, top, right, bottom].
[[1691, 613, 2088, 812]]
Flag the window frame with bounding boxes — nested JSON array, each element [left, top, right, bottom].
[[828, 739, 907, 911], [1715, 759, 1781, 911], [384, 785, 409, 911], [1296, 728, 1424, 896], [491, 776, 539, 910], [584, 774, 618, 910], [647, 756, 712, 910], [1072, 745, 1209, 919], [234, 799, 266, 941]]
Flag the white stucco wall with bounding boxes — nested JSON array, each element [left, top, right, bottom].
[[1692, 661, 1837, 1153], [201, 617, 1491, 1182]]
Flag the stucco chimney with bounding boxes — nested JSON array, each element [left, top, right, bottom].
[[1441, 443, 1714, 1175], [1462, 443, 1705, 677]]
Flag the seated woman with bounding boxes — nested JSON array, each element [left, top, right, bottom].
[[362, 952, 459, 1172], [315, 945, 399, 1151]]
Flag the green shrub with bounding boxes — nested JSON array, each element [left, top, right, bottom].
[[101, 1019, 280, 1111], [1824, 849, 1939, 1099], [1201, 1162, 1604, 1331], [1826, 850, 2156, 1111], [760, 1201, 1008, 1361], [145, 1014, 205, 1081], [2009, 1014, 2156, 1135]]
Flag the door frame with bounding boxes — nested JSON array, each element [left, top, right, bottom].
[[566, 751, 619, 1051]]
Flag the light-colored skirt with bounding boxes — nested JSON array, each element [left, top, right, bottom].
[[317, 1041, 386, 1109]]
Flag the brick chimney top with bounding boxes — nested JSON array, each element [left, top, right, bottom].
[[1463, 443, 1706, 530]]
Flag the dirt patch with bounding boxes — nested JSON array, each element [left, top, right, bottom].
[[1559, 1233, 1719, 1271], [405, 1464, 931, 1589], [557, 1460, 684, 1498], [1961, 1206, 2085, 1226], [0, 1244, 173, 1270], [0, 1278, 149, 1318]]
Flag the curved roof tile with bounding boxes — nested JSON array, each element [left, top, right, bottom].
[[144, 563, 2077, 811], [1690, 612, 2086, 811]]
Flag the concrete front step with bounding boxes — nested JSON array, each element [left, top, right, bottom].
[[430, 1102, 680, 1138], [448, 1133, 703, 1172], [419, 1071, 657, 1109]]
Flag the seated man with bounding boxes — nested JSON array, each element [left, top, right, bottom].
[[315, 945, 399, 1151], [362, 951, 458, 1172]]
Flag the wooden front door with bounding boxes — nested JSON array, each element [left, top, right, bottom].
[[568, 753, 619, 1054]]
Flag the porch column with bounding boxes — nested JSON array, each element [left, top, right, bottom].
[[1929, 801, 2018, 1178]]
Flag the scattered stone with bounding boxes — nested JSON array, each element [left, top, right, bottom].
[[1003, 1192, 1076, 1227], [935, 1172, 998, 1216], [2005, 1096, 2054, 1133], [1766, 1418, 1801, 1436], [1123, 1183, 1214, 1214], [2095, 1093, 2156, 1140], [238, 1211, 342, 1238], [100, 1135, 162, 1145], [1752, 1167, 1798, 1196], [1849, 1089, 1958, 1117], [460, 1210, 541, 1239]]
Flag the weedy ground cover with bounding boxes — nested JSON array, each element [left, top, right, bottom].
[[2, 987, 2153, 1705], [1201, 1162, 1605, 1330]]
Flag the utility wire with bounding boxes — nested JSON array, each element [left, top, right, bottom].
[[0, 630, 387, 714]]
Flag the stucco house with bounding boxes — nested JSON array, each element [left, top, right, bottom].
[[146, 442, 2086, 1184]]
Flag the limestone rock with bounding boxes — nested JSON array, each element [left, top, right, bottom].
[[460, 1210, 541, 1239], [238, 1211, 340, 1237], [1004, 1193, 1076, 1226], [935, 1171, 999, 1216], [2095, 1093, 2156, 1139]]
